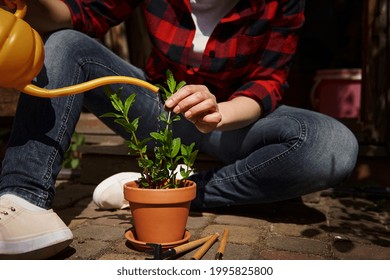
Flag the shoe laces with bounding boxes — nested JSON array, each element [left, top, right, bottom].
[[0, 204, 16, 220]]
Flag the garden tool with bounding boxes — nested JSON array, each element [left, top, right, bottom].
[[145, 234, 215, 260], [0, 0, 160, 98], [190, 232, 219, 260], [215, 228, 229, 260]]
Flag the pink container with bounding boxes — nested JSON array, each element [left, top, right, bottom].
[[311, 69, 361, 119]]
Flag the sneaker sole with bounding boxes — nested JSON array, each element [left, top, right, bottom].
[[0, 228, 73, 260]]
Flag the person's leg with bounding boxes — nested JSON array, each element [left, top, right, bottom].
[[190, 105, 359, 210], [0, 29, 158, 258], [0, 29, 159, 208]]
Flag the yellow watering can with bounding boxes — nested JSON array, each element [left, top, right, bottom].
[[0, 0, 159, 97]]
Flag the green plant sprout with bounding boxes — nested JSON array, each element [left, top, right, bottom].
[[101, 70, 198, 189], [62, 131, 85, 170]]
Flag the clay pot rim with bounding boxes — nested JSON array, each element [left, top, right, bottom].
[[123, 180, 197, 204]]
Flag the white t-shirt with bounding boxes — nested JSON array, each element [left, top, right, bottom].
[[188, 0, 239, 67]]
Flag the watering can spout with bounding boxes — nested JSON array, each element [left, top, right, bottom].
[[0, 0, 159, 97], [21, 77, 160, 98]]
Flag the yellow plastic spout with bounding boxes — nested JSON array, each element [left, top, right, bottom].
[[0, 0, 159, 98], [22, 76, 160, 98]]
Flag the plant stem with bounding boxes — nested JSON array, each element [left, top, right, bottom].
[[165, 110, 176, 188]]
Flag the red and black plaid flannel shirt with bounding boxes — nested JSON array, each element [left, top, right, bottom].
[[62, 0, 305, 114]]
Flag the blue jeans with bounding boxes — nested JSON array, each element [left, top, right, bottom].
[[0, 30, 359, 210]]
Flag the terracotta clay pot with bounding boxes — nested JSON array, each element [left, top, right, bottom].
[[123, 180, 196, 243]]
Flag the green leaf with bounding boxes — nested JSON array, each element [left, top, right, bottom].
[[172, 114, 181, 122], [170, 138, 181, 158], [124, 93, 136, 116], [159, 112, 168, 123], [114, 119, 135, 133], [111, 100, 122, 112], [176, 81, 186, 92], [138, 143, 148, 154], [74, 134, 85, 146], [100, 112, 122, 119], [150, 132, 165, 143], [155, 84, 171, 101], [70, 158, 79, 169], [126, 141, 139, 153], [180, 144, 189, 157], [138, 158, 153, 169], [105, 87, 125, 113], [180, 169, 192, 179], [138, 137, 151, 148], [131, 117, 139, 131], [189, 150, 198, 165], [166, 69, 176, 94]]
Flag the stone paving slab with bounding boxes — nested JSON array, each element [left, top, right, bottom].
[[51, 180, 390, 260]]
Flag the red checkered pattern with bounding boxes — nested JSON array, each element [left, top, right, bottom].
[[62, 0, 305, 114]]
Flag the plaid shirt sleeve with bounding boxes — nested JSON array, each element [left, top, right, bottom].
[[61, 0, 142, 37]]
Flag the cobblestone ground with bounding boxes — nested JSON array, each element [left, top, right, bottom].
[[51, 180, 390, 260]]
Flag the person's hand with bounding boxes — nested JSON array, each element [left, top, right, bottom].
[[165, 85, 222, 134]]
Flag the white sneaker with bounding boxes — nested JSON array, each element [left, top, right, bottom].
[[92, 172, 141, 210], [0, 194, 73, 259]]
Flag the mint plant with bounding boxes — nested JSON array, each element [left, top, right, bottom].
[[101, 70, 198, 189]]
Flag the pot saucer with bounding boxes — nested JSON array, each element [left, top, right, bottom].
[[125, 228, 191, 251]]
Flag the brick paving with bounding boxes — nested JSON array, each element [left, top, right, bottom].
[[50, 179, 390, 260]]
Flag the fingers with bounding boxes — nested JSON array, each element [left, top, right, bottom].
[[165, 85, 207, 110], [164, 84, 221, 133], [165, 85, 217, 115], [183, 97, 217, 119]]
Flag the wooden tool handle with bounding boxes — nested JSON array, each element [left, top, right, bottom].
[[173, 235, 214, 255], [215, 228, 229, 259], [191, 233, 219, 260], [219, 229, 229, 253]]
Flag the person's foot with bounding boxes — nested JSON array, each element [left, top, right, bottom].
[[92, 172, 140, 210], [0, 194, 73, 260]]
